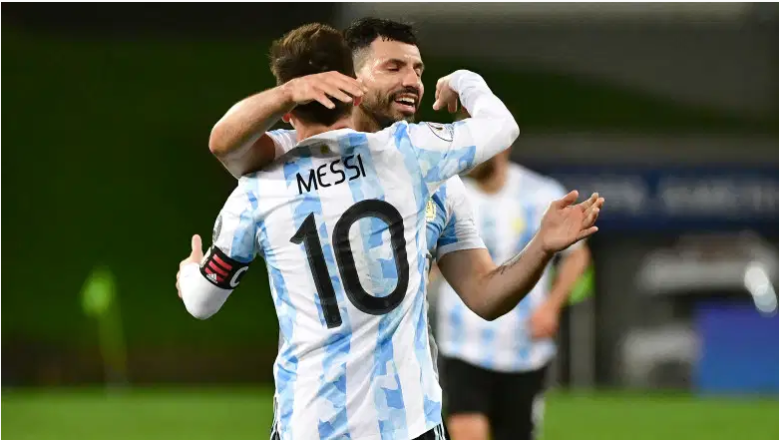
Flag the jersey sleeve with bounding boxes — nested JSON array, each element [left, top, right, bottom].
[[211, 183, 258, 262], [201, 183, 258, 288], [406, 70, 520, 193], [265, 128, 298, 160], [435, 176, 486, 261], [178, 183, 257, 320]]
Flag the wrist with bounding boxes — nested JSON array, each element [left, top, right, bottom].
[[529, 234, 556, 260], [278, 81, 298, 109], [448, 70, 486, 93]]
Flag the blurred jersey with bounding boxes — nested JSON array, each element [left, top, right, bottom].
[[436, 163, 571, 373], [211, 119, 505, 440]]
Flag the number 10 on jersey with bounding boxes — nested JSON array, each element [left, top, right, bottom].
[[290, 200, 411, 329]]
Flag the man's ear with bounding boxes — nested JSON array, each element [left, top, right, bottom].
[[282, 113, 292, 124]]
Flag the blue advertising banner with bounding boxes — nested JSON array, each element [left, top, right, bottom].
[[694, 301, 779, 395], [529, 165, 779, 232]]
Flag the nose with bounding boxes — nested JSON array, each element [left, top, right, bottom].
[[401, 69, 422, 92]]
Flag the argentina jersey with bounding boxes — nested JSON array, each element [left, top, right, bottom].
[[436, 163, 572, 373], [424, 176, 486, 265], [211, 111, 516, 440]]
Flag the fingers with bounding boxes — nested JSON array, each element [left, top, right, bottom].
[[328, 74, 366, 98], [176, 268, 182, 298], [554, 190, 579, 208], [581, 197, 604, 230], [191, 234, 202, 253], [581, 200, 601, 227], [313, 93, 336, 110], [433, 94, 456, 112], [576, 226, 599, 241], [297, 72, 365, 108], [447, 99, 458, 114], [191, 234, 204, 261], [578, 192, 598, 211], [356, 77, 369, 95], [319, 83, 353, 104]]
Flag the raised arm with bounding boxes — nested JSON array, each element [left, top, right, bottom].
[[407, 70, 520, 190], [433, 69, 520, 163], [209, 72, 365, 178]]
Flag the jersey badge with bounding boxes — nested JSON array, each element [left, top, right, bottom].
[[426, 122, 455, 142], [426, 199, 437, 222]]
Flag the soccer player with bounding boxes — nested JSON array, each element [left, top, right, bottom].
[[436, 113, 594, 440], [209, 17, 603, 327], [202, 21, 604, 440], [177, 23, 522, 440]]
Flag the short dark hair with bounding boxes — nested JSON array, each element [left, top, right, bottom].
[[269, 23, 355, 126], [343, 18, 419, 67]]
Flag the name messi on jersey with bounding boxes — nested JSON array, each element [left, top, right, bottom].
[[296, 154, 367, 195]]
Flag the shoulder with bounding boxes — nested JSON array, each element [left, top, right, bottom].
[[226, 179, 259, 209], [266, 128, 297, 146], [441, 176, 467, 207]]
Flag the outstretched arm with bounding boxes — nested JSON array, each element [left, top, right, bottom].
[[438, 191, 603, 321]]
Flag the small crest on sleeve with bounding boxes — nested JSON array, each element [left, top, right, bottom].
[[425, 122, 454, 142], [425, 199, 437, 222]]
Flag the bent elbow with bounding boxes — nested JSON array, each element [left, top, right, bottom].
[[208, 123, 231, 158], [464, 298, 500, 322], [503, 117, 520, 149]]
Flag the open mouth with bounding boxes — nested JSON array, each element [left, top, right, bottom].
[[393, 94, 418, 114]]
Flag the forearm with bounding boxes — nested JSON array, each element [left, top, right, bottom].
[[439, 238, 553, 321], [179, 263, 233, 320], [209, 85, 295, 164], [545, 246, 591, 310], [477, 236, 554, 320], [449, 70, 520, 160]]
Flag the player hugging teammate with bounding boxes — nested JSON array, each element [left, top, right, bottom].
[[176, 18, 603, 440]]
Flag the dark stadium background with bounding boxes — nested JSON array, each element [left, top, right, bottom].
[[3, 3, 779, 439]]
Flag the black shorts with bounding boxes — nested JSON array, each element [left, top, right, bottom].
[[439, 356, 548, 440], [415, 424, 447, 440]]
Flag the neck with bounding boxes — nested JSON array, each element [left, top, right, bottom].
[[352, 107, 383, 133], [295, 117, 353, 142], [474, 162, 508, 194]]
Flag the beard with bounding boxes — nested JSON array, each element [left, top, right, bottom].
[[361, 87, 418, 129]]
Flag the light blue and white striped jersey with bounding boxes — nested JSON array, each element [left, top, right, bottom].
[[424, 175, 486, 268], [211, 90, 517, 440], [436, 163, 572, 373]]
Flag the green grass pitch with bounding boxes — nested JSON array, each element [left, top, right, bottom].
[[3, 388, 778, 440]]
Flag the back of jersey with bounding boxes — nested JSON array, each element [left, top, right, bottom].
[[243, 127, 441, 440], [213, 72, 518, 440]]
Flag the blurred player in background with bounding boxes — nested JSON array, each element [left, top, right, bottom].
[[436, 110, 593, 440], [178, 22, 522, 440]]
